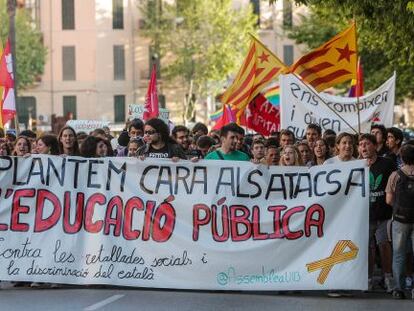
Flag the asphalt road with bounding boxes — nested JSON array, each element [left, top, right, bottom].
[[0, 287, 413, 311]]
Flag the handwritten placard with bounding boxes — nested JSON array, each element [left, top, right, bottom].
[[128, 104, 169, 124], [280, 74, 395, 138]]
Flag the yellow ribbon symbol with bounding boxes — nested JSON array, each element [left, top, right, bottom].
[[306, 240, 359, 285]]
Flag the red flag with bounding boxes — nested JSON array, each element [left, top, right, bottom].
[[0, 39, 16, 126], [212, 104, 235, 130], [245, 94, 280, 136], [143, 64, 159, 120]]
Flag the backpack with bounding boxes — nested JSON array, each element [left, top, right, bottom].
[[393, 169, 414, 223]]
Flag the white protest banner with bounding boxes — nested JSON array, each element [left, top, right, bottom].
[[280, 73, 395, 138], [128, 104, 169, 124], [66, 120, 110, 134], [0, 156, 368, 290]]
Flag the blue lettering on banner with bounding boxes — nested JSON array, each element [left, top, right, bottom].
[[216, 266, 301, 286]]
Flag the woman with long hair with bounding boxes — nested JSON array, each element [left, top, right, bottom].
[[279, 145, 303, 166], [36, 134, 60, 155], [58, 126, 80, 155], [312, 138, 331, 165], [324, 132, 356, 164], [102, 139, 114, 157], [80, 136, 103, 158], [12, 136, 31, 156]]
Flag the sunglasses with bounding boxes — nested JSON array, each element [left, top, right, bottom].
[[144, 130, 157, 135]]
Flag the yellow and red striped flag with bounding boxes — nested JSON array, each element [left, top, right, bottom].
[[289, 23, 357, 92], [222, 35, 287, 122]]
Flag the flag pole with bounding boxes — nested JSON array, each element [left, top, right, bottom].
[[356, 59, 361, 134], [354, 19, 361, 134]]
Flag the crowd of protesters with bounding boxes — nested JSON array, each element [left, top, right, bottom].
[[0, 118, 413, 300]]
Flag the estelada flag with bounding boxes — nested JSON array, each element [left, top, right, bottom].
[[0, 39, 16, 126], [289, 23, 357, 92], [143, 64, 159, 121], [222, 35, 287, 122]]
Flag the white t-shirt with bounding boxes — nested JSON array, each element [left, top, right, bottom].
[[323, 156, 356, 165]]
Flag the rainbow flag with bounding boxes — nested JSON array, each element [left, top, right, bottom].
[[209, 108, 224, 121], [348, 57, 363, 97], [264, 85, 280, 106]]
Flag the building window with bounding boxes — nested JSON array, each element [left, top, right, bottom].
[[63, 96, 77, 119], [113, 45, 125, 80], [24, 0, 41, 29], [283, 0, 293, 27], [17, 96, 37, 129], [114, 95, 126, 123], [62, 46, 76, 81], [283, 45, 294, 66], [62, 0, 75, 30], [112, 0, 124, 29], [158, 94, 166, 108], [250, 0, 260, 26]]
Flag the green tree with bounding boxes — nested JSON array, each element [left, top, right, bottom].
[[140, 0, 258, 122], [0, 0, 46, 90], [272, 0, 414, 100]]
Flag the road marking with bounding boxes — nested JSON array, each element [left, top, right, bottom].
[[84, 294, 125, 311]]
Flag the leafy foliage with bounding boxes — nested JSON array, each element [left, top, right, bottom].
[[140, 0, 258, 121], [273, 0, 414, 100], [0, 0, 46, 90]]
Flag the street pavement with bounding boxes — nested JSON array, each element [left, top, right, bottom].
[[0, 287, 413, 311]]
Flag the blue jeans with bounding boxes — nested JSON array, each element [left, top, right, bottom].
[[392, 221, 414, 290]]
